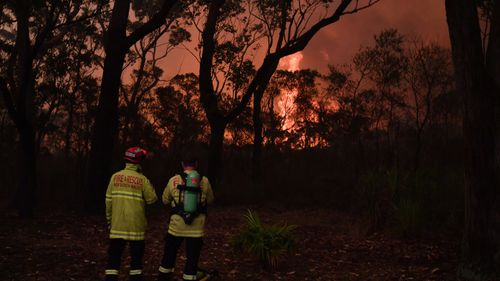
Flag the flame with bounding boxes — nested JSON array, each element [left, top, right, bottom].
[[279, 52, 303, 71], [277, 88, 297, 131], [276, 52, 303, 131]]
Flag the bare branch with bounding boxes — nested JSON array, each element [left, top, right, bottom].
[[53, 4, 108, 30], [342, 0, 381, 15], [286, 9, 299, 43], [278, 0, 354, 57], [32, 3, 60, 56], [126, 0, 180, 48], [179, 42, 201, 63], [199, 0, 226, 122]]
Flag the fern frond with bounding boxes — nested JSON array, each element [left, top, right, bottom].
[[232, 210, 297, 270]]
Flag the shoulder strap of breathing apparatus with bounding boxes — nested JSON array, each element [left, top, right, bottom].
[[171, 172, 208, 224]]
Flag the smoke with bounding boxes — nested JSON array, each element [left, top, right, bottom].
[[300, 0, 449, 72]]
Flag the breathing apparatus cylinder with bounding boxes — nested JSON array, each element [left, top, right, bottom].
[[183, 171, 201, 213]]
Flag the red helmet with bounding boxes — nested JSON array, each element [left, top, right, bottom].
[[124, 147, 148, 163]]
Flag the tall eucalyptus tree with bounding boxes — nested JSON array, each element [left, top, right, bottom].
[[195, 0, 380, 185], [445, 0, 500, 278]]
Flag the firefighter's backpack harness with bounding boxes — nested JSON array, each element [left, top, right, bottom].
[[171, 171, 207, 224]]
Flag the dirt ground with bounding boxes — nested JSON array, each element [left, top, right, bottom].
[[0, 205, 460, 281]]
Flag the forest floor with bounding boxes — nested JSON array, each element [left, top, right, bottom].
[[0, 205, 460, 281]]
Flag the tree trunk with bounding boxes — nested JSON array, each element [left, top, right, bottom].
[[252, 96, 263, 183], [85, 48, 127, 213], [3, 2, 38, 218], [208, 119, 226, 188], [413, 130, 422, 172], [85, 0, 130, 213], [445, 0, 499, 278], [64, 94, 76, 159], [251, 58, 279, 183], [17, 124, 37, 218], [198, 0, 227, 189], [85, 0, 178, 212]]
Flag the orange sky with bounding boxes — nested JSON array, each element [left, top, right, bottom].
[[302, 0, 449, 72], [156, 0, 448, 78]]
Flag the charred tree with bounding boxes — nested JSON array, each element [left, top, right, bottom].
[[445, 0, 500, 279]]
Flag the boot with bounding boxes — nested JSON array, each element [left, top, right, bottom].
[[196, 270, 207, 280], [157, 272, 173, 281], [130, 274, 143, 281], [105, 274, 118, 281]]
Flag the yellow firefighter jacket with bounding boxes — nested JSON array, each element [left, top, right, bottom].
[[105, 163, 158, 240], [162, 172, 214, 237]]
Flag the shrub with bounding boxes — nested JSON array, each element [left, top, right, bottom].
[[232, 209, 297, 269], [357, 169, 398, 231], [355, 165, 463, 238]]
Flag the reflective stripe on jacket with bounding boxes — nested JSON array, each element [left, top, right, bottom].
[[105, 163, 157, 240], [162, 172, 214, 238]]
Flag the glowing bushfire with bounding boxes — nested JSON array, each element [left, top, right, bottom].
[[279, 52, 303, 72], [277, 52, 303, 131]]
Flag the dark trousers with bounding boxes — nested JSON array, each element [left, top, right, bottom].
[[159, 233, 203, 279], [105, 239, 145, 281]]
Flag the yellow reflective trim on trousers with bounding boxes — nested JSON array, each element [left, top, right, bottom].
[[168, 228, 204, 233], [110, 229, 145, 235], [105, 269, 119, 275], [159, 266, 174, 273], [109, 234, 144, 240], [183, 274, 197, 280], [168, 228, 204, 237], [129, 269, 142, 275], [110, 230, 145, 240]]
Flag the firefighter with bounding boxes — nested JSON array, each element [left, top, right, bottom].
[[157, 155, 214, 281], [104, 147, 158, 281]]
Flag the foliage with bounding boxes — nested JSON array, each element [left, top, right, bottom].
[[0, 0, 103, 154], [357, 166, 463, 238], [357, 169, 398, 231], [151, 73, 208, 149], [232, 209, 297, 269]]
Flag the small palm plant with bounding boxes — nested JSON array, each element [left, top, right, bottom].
[[232, 209, 297, 269]]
